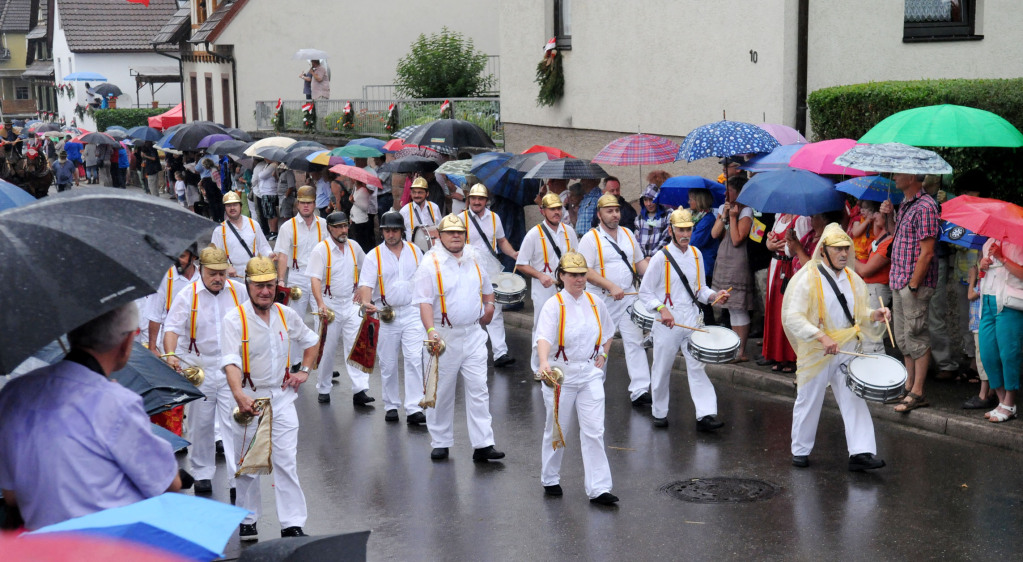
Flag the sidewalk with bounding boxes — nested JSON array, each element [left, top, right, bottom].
[[502, 306, 1023, 453]]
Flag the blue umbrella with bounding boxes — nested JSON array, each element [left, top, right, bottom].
[[676, 120, 781, 162], [62, 72, 108, 82], [32, 493, 249, 561], [736, 168, 844, 215], [126, 126, 163, 142], [470, 152, 542, 206], [655, 176, 726, 208], [150, 423, 190, 453], [156, 130, 177, 149], [835, 176, 903, 204], [940, 220, 988, 250], [740, 145, 802, 172], [347, 137, 388, 152], [0, 179, 36, 210], [106, 125, 128, 133]]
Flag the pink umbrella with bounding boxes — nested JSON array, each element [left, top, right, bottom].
[[757, 123, 807, 146], [329, 164, 383, 188], [789, 138, 868, 176], [591, 134, 681, 166]]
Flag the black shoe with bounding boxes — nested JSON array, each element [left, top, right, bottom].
[[590, 492, 619, 506], [385, 409, 399, 422], [962, 395, 997, 409], [332, 370, 340, 379], [230, 487, 236, 504], [494, 354, 516, 368], [280, 526, 307, 538], [431, 447, 449, 460], [848, 453, 886, 472], [193, 479, 212, 495], [406, 411, 427, 425], [792, 455, 810, 468], [631, 392, 652, 406], [318, 393, 330, 404], [239, 523, 258, 541], [215, 440, 224, 455], [352, 390, 375, 406], [472, 445, 506, 462], [696, 415, 725, 432], [652, 417, 669, 428], [544, 484, 563, 497]]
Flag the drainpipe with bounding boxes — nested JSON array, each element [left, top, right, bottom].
[[153, 45, 186, 124], [204, 46, 239, 129], [795, 0, 809, 136]]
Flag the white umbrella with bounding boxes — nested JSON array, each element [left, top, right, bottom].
[[293, 48, 329, 60], [834, 142, 953, 175], [243, 136, 297, 156]]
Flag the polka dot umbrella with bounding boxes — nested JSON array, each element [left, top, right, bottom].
[[675, 120, 781, 162]]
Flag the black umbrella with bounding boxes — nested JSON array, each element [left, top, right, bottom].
[[377, 155, 440, 174], [170, 122, 229, 152], [504, 152, 550, 173], [238, 531, 370, 562], [403, 119, 496, 150], [88, 83, 123, 98], [286, 140, 327, 152], [282, 148, 321, 171], [207, 139, 251, 157], [105, 129, 128, 141], [524, 158, 609, 180], [223, 127, 252, 142], [255, 146, 289, 162], [33, 123, 61, 133], [78, 132, 121, 148], [0, 188, 216, 372]]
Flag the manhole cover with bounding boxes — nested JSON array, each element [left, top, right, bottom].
[[662, 478, 779, 503]]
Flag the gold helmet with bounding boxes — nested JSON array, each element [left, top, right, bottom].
[[467, 183, 489, 199], [540, 193, 563, 209], [597, 193, 620, 208], [437, 214, 466, 232], [296, 185, 317, 203], [669, 208, 695, 228], [558, 251, 589, 273], [199, 244, 230, 270], [245, 256, 278, 282], [821, 223, 853, 247], [222, 191, 242, 205], [410, 177, 429, 192]]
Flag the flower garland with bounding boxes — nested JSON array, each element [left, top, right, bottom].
[[302, 101, 316, 131], [535, 37, 564, 107], [341, 101, 354, 130], [384, 103, 399, 133], [271, 98, 284, 132]]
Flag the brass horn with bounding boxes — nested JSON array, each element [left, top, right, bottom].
[[379, 305, 396, 323], [233, 397, 270, 425], [289, 285, 303, 301], [160, 352, 205, 387], [537, 367, 565, 388]]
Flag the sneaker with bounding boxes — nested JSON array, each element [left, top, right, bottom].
[[544, 484, 563, 497], [589, 492, 619, 506], [848, 453, 885, 472], [696, 415, 724, 432], [472, 445, 506, 463], [239, 523, 258, 541], [791, 455, 809, 468], [280, 526, 307, 538]]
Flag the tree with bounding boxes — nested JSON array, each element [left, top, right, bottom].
[[394, 27, 494, 99]]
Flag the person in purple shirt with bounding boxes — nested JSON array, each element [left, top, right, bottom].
[[0, 302, 182, 530]]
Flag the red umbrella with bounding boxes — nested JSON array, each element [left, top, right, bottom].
[[0, 532, 188, 562], [789, 138, 868, 176], [329, 164, 383, 189], [522, 145, 576, 159], [941, 195, 1023, 248], [382, 139, 408, 152], [591, 134, 680, 166]]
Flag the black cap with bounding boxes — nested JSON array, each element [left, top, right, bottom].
[[379, 211, 404, 230], [326, 211, 349, 226]]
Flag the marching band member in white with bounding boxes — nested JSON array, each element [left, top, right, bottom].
[[536, 251, 618, 506], [221, 256, 320, 541], [781, 223, 889, 471], [577, 193, 652, 405], [516, 193, 578, 372], [461, 183, 519, 368], [413, 214, 505, 463], [638, 209, 730, 431], [211, 191, 272, 279], [357, 211, 427, 424], [400, 177, 441, 246], [147, 246, 200, 354], [163, 245, 248, 495], [274, 185, 327, 329], [305, 212, 372, 406]]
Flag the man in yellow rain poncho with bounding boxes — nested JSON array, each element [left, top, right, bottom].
[[781, 223, 891, 471]]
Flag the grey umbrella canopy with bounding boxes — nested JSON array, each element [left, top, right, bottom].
[[524, 158, 609, 180], [88, 83, 124, 98], [377, 155, 440, 174], [169, 122, 229, 152], [223, 127, 253, 142], [0, 188, 216, 372], [282, 147, 321, 171], [403, 119, 496, 150], [206, 139, 251, 157]]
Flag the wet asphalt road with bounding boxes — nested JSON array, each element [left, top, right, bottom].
[[191, 320, 1022, 561]]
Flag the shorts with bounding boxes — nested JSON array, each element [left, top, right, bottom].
[[258, 195, 279, 220], [891, 285, 934, 360]]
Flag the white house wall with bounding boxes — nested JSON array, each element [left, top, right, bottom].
[[181, 60, 234, 125]]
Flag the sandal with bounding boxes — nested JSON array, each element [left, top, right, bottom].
[[894, 392, 929, 413], [781, 362, 796, 374], [988, 404, 1017, 423]]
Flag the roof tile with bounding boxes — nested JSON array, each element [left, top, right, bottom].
[[57, 0, 178, 53]]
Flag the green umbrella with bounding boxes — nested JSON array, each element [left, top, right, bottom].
[[859, 104, 1023, 147], [332, 144, 384, 158], [435, 158, 473, 176]]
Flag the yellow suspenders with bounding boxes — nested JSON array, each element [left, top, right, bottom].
[[238, 303, 289, 390], [291, 218, 323, 269], [553, 292, 602, 361]]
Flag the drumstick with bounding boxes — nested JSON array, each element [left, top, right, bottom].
[[710, 287, 732, 306], [623, 292, 638, 295], [837, 350, 873, 358], [879, 296, 895, 347], [674, 324, 708, 333]]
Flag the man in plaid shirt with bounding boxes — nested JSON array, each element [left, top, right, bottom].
[[880, 173, 940, 413], [575, 179, 603, 238]]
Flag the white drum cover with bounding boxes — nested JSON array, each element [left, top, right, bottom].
[[689, 326, 740, 351], [847, 354, 907, 390]]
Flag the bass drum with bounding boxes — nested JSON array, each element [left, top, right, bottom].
[[411, 226, 433, 252]]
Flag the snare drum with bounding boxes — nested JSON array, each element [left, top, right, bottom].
[[840, 353, 908, 403], [627, 301, 656, 331], [687, 326, 741, 363], [412, 226, 434, 252], [492, 273, 527, 305]]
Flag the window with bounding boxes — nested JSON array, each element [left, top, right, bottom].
[[15, 87, 29, 100], [205, 74, 214, 122], [904, 0, 982, 42], [195, 0, 208, 25], [189, 74, 199, 120], [554, 0, 572, 49], [221, 75, 231, 127]]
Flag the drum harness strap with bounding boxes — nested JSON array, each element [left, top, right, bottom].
[[321, 239, 358, 297], [164, 268, 175, 312], [554, 292, 602, 361], [537, 223, 571, 272], [464, 210, 501, 259], [431, 254, 483, 327], [660, 246, 700, 307], [816, 264, 856, 327], [291, 218, 323, 270], [411, 202, 437, 231], [590, 228, 641, 288], [222, 218, 258, 262], [188, 281, 240, 355], [375, 243, 419, 307], [238, 303, 290, 391]]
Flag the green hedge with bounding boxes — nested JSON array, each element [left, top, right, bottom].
[[94, 108, 167, 132], [807, 78, 1023, 201]]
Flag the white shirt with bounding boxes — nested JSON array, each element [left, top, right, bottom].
[[220, 301, 319, 393], [401, 200, 441, 242], [577, 225, 641, 294], [275, 215, 328, 274], [516, 221, 577, 294], [146, 266, 201, 324], [253, 162, 277, 197], [462, 208, 505, 254], [412, 248, 494, 327], [212, 217, 273, 274], [358, 241, 424, 307], [536, 289, 615, 365], [164, 279, 248, 362], [305, 238, 365, 300], [786, 265, 857, 341], [639, 243, 717, 323], [980, 239, 1023, 310]]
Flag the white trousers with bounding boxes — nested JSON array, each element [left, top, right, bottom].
[[285, 272, 315, 331], [650, 321, 718, 420], [315, 299, 367, 395], [234, 389, 307, 528], [484, 304, 508, 358], [426, 325, 495, 449], [186, 361, 236, 482], [791, 348, 877, 457], [540, 365, 613, 499], [530, 286, 557, 373], [377, 305, 426, 414], [605, 296, 651, 400]]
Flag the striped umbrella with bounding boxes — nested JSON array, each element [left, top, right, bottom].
[[524, 158, 609, 180], [592, 134, 680, 166]]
